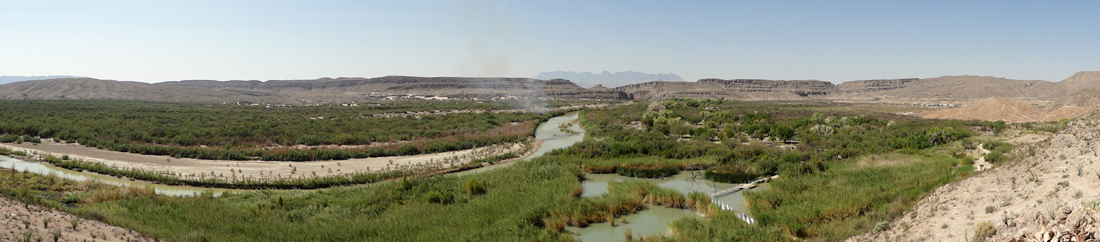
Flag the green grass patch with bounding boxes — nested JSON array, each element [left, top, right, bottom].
[[747, 153, 972, 240]]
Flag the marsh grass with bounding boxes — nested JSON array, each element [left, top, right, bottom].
[[746, 153, 970, 240], [61, 157, 638, 241]]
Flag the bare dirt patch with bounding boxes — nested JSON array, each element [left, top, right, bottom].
[[0, 196, 152, 242]]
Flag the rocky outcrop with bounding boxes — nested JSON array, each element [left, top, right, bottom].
[[615, 79, 836, 100], [836, 78, 919, 92], [697, 79, 836, 91]]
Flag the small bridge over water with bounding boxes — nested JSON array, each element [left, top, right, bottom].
[[710, 198, 756, 224], [709, 177, 769, 197], [708, 176, 774, 225]]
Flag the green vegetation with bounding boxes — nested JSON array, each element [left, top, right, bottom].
[[576, 100, 990, 240], [747, 154, 971, 240], [0, 155, 705, 241], [615, 163, 679, 178], [0, 99, 1022, 241], [0, 100, 582, 161], [705, 165, 760, 183]]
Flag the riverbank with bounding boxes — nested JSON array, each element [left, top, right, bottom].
[[0, 137, 538, 183]]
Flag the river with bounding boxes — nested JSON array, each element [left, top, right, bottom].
[[1, 111, 760, 240], [0, 112, 586, 196], [567, 172, 768, 241]]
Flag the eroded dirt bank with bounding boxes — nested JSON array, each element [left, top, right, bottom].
[[0, 196, 152, 242]]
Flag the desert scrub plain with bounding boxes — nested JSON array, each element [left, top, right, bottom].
[[0, 98, 1064, 241]]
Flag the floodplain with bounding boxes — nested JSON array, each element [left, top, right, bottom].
[[0, 98, 1062, 241]]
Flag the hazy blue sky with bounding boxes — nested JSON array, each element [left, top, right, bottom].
[[1, 1, 1097, 83]]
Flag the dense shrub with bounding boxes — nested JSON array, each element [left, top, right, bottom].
[[462, 177, 487, 195], [705, 165, 760, 183], [616, 163, 680, 178]]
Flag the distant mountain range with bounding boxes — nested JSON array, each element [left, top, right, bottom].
[[1, 71, 1098, 104], [534, 71, 684, 88], [613, 71, 1100, 101], [0, 76, 629, 103], [0, 75, 81, 85]]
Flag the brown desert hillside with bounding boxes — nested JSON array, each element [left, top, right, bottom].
[[918, 97, 1091, 123], [1049, 88, 1100, 109], [1057, 71, 1100, 94], [3, 71, 1098, 103], [838, 76, 1062, 100], [612, 71, 1100, 102], [0, 78, 289, 103]]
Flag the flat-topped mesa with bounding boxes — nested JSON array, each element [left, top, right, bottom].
[[698, 79, 836, 97], [614, 79, 838, 100], [697, 78, 836, 91], [837, 78, 920, 93]]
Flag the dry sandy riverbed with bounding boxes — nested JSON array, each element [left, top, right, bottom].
[[0, 196, 152, 242], [0, 138, 540, 182]]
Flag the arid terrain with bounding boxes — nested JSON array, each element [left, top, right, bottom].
[[2, 71, 1098, 105], [919, 97, 1093, 123], [850, 118, 1100, 241], [613, 71, 1100, 102], [1, 196, 151, 242]]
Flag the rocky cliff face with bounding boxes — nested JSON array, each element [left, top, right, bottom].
[[698, 78, 835, 91], [836, 78, 919, 92]]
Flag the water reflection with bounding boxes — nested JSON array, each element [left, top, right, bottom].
[[572, 172, 770, 240], [565, 206, 693, 242]]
